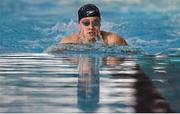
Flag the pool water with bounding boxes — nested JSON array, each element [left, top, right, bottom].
[[0, 0, 180, 113], [0, 53, 178, 113]]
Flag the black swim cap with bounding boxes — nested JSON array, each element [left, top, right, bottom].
[[78, 4, 101, 22]]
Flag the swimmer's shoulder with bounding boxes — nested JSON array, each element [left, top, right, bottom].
[[101, 31, 128, 45], [59, 33, 80, 44]]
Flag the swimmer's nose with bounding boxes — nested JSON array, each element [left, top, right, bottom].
[[89, 23, 94, 29]]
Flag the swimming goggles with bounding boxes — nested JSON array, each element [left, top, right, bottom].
[[81, 19, 100, 27]]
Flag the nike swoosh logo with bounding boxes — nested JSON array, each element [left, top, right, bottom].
[[87, 10, 95, 16]]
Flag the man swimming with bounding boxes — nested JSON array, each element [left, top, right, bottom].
[[60, 4, 128, 45]]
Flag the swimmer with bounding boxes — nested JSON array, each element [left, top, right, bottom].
[[60, 4, 128, 45]]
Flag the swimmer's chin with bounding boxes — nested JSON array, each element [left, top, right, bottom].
[[87, 37, 96, 42]]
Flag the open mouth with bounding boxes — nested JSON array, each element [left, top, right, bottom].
[[88, 32, 95, 36]]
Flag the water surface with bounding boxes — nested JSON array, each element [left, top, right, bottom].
[[0, 0, 180, 113]]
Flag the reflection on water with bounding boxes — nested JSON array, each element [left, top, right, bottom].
[[137, 54, 180, 112], [133, 67, 172, 112], [0, 53, 176, 113], [78, 57, 99, 112]]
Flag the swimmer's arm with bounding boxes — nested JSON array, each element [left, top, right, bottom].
[[116, 36, 128, 45], [59, 33, 79, 44], [108, 33, 128, 45], [59, 36, 72, 44]]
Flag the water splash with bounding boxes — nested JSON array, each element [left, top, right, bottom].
[[156, 48, 180, 56], [45, 43, 145, 57]]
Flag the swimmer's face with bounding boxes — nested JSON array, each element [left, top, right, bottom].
[[79, 17, 100, 41]]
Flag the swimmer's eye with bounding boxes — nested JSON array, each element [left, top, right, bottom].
[[82, 20, 90, 26], [92, 20, 100, 26]]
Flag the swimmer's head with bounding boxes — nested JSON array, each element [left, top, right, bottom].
[[78, 4, 101, 23]]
